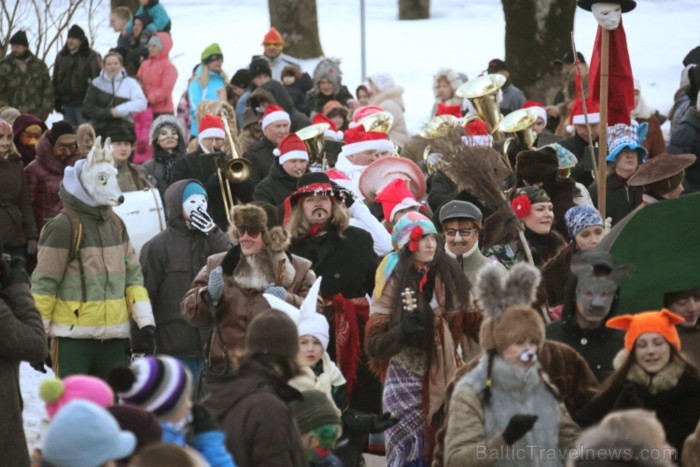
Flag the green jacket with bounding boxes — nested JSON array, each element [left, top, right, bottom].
[[0, 52, 54, 120]]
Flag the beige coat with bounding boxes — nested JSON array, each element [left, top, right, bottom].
[[369, 86, 410, 148]]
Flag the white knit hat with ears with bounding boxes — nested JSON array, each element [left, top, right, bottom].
[[263, 277, 328, 349]]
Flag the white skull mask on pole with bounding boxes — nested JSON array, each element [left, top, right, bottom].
[[591, 2, 623, 30]]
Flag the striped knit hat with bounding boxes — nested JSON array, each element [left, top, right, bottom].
[[107, 356, 192, 422]]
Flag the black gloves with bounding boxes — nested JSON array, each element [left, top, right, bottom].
[[342, 410, 399, 435], [370, 412, 399, 433], [0, 256, 30, 288], [131, 325, 156, 355], [502, 414, 538, 445], [30, 361, 48, 373], [191, 403, 218, 435], [400, 310, 425, 343]]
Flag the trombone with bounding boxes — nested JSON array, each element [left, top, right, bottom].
[[216, 109, 253, 217]]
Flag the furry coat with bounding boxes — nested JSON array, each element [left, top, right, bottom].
[[430, 68, 466, 117], [369, 85, 409, 147]]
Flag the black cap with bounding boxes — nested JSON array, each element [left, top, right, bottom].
[[67, 25, 86, 42], [249, 57, 272, 80], [553, 51, 586, 65], [9, 30, 29, 47], [487, 58, 508, 74], [439, 200, 483, 224], [102, 120, 136, 143], [230, 68, 251, 89], [683, 46, 700, 67], [48, 121, 75, 146]]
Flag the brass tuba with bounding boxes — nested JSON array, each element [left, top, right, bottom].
[[456, 74, 506, 140], [296, 123, 330, 170], [358, 111, 394, 133], [498, 108, 538, 166], [420, 115, 461, 175]]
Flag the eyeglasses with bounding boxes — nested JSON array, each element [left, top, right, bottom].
[[238, 227, 260, 239], [444, 228, 477, 238]]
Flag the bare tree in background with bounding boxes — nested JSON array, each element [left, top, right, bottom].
[[268, 0, 324, 59], [502, 0, 576, 103], [399, 0, 430, 20], [0, 0, 105, 65]]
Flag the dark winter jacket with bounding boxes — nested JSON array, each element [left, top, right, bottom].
[[140, 180, 230, 359], [679, 324, 700, 370], [284, 82, 310, 116], [24, 133, 82, 231], [668, 106, 700, 193], [0, 152, 38, 247], [250, 81, 311, 132], [243, 136, 277, 186], [307, 85, 354, 116], [252, 161, 301, 218], [52, 41, 102, 107], [82, 69, 147, 135], [142, 115, 188, 202], [0, 52, 54, 120], [588, 173, 643, 226], [12, 113, 46, 167], [499, 81, 527, 116], [0, 281, 48, 467], [203, 359, 307, 467], [541, 243, 575, 307]]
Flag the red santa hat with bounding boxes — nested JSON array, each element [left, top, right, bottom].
[[463, 119, 493, 147], [350, 105, 385, 127], [312, 113, 343, 141], [567, 97, 600, 133], [198, 114, 225, 141], [523, 100, 547, 126], [262, 27, 285, 45], [375, 178, 421, 223], [273, 133, 309, 164], [436, 103, 462, 119], [262, 104, 290, 130], [339, 125, 392, 158]]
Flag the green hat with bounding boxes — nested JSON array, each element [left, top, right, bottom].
[[201, 43, 223, 62]]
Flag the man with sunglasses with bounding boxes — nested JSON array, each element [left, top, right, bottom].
[[256, 27, 303, 82]]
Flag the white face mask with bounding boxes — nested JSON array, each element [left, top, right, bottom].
[[591, 2, 622, 30], [182, 194, 208, 220]]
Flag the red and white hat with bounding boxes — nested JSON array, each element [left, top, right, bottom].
[[262, 104, 290, 130], [436, 103, 462, 119], [523, 100, 547, 126], [339, 125, 393, 158], [312, 113, 343, 141], [273, 133, 308, 164], [567, 97, 600, 133], [349, 105, 385, 127], [198, 114, 225, 141], [463, 120, 493, 147], [374, 178, 421, 223]]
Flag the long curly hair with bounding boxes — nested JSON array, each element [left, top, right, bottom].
[[286, 198, 349, 241]]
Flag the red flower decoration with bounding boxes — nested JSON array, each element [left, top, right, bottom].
[[408, 225, 424, 252], [511, 194, 532, 220]]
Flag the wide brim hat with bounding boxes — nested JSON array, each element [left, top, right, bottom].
[[627, 153, 696, 187], [358, 157, 426, 202], [287, 172, 345, 208], [577, 0, 637, 13], [606, 122, 649, 163]]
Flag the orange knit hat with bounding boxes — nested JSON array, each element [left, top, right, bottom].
[[262, 27, 285, 45], [606, 309, 684, 351]]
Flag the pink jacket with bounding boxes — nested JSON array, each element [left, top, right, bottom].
[[137, 32, 178, 114]]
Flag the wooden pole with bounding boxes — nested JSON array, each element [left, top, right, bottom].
[[597, 28, 610, 219]]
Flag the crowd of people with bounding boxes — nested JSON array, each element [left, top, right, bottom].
[[1, 0, 700, 466]]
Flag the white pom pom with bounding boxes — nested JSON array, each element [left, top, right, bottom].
[[565, 125, 574, 134], [273, 148, 281, 156], [336, 130, 344, 141]]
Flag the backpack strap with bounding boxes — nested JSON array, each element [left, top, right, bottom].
[[60, 207, 87, 303]]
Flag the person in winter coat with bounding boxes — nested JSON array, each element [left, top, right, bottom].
[[575, 310, 700, 458], [668, 93, 700, 193], [546, 251, 633, 382], [238, 107, 262, 154], [126, 0, 172, 33], [202, 309, 308, 466], [110, 6, 132, 50], [188, 44, 227, 137], [83, 51, 147, 137], [663, 288, 700, 369], [257, 27, 304, 82], [430, 68, 467, 118], [367, 73, 409, 147], [104, 121, 155, 192], [108, 356, 235, 467], [52, 25, 102, 126], [143, 115, 188, 201], [182, 203, 316, 371], [138, 33, 178, 118], [444, 263, 580, 467], [24, 121, 82, 231], [140, 180, 230, 384], [0, 31, 54, 121], [250, 79, 311, 132], [0, 253, 48, 467], [31, 142, 155, 379], [307, 58, 355, 117], [281, 65, 311, 116], [76, 123, 96, 157], [486, 59, 527, 116], [0, 119, 38, 259], [123, 15, 152, 77], [12, 113, 46, 167], [243, 104, 291, 186], [633, 79, 666, 159]]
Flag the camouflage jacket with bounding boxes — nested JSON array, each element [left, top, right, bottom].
[[0, 52, 54, 120]]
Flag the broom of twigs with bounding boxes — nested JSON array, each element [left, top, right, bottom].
[[427, 127, 534, 264]]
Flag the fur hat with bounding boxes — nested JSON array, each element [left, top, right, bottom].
[[229, 204, 289, 253], [40, 375, 115, 419], [476, 262, 544, 354], [149, 114, 186, 145], [516, 147, 559, 183], [290, 390, 341, 434], [246, 309, 299, 360], [9, 30, 28, 47], [607, 309, 684, 351]]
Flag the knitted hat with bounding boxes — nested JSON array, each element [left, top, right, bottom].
[[249, 57, 272, 80], [146, 35, 162, 50], [201, 43, 223, 63], [48, 120, 75, 146], [9, 30, 28, 47], [313, 58, 343, 92], [262, 104, 290, 130], [391, 211, 437, 252], [182, 181, 207, 203], [107, 405, 163, 453], [374, 178, 420, 223], [463, 120, 493, 147], [523, 100, 547, 127], [289, 390, 341, 434], [246, 309, 299, 360], [510, 186, 551, 220], [627, 153, 696, 196], [197, 114, 225, 141], [545, 143, 579, 169], [339, 125, 392, 158], [42, 400, 136, 467], [0, 107, 20, 125], [439, 200, 483, 224], [67, 25, 86, 42], [567, 97, 600, 133], [40, 375, 115, 419], [312, 113, 343, 141], [487, 58, 508, 73], [297, 311, 330, 351], [515, 147, 559, 183], [262, 27, 285, 45], [564, 205, 604, 238], [606, 122, 648, 163], [107, 356, 193, 422], [274, 133, 309, 165], [607, 309, 684, 351], [230, 69, 251, 89], [435, 104, 462, 119]]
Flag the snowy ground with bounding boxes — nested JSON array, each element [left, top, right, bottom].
[[22, 0, 700, 453], [21, 362, 53, 451]]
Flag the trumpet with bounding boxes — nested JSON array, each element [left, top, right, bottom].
[[456, 74, 506, 141], [296, 123, 330, 170], [217, 109, 253, 218]]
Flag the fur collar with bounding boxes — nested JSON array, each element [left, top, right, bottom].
[[221, 246, 295, 291], [370, 86, 405, 110], [627, 357, 686, 395]]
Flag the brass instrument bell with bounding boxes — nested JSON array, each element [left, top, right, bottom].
[[358, 111, 394, 134], [296, 123, 330, 169], [456, 74, 506, 139]]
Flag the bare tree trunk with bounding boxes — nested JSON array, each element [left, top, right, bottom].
[[110, 0, 139, 11], [268, 0, 324, 59], [502, 0, 576, 103], [398, 0, 430, 20]]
